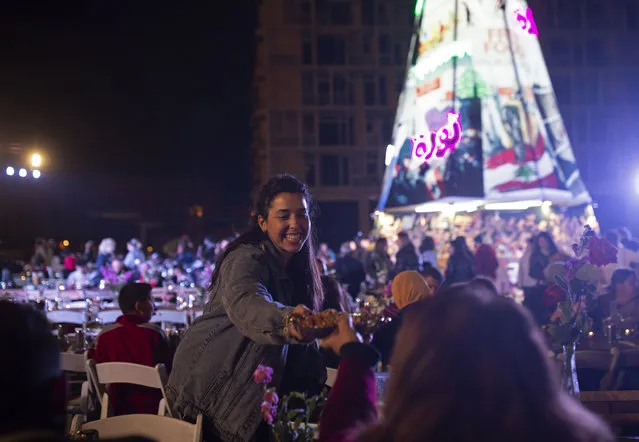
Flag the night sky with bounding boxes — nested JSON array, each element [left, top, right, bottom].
[[0, 0, 256, 190]]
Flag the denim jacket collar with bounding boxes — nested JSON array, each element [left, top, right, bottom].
[[260, 239, 289, 280]]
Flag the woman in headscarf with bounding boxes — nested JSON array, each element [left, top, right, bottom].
[[443, 237, 475, 287], [371, 271, 433, 369]]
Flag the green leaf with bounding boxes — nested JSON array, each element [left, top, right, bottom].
[[548, 323, 574, 345], [305, 397, 316, 422], [287, 392, 307, 402], [554, 274, 569, 291]]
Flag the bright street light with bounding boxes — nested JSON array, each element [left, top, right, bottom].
[[31, 153, 42, 168], [6, 166, 14, 176], [18, 168, 27, 178], [32, 169, 41, 179]]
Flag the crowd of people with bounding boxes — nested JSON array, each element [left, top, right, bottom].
[[1, 173, 638, 441], [1, 235, 231, 292]]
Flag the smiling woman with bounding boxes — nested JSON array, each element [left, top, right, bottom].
[[166, 174, 326, 442], [258, 192, 311, 258]]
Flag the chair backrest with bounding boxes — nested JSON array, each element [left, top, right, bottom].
[[326, 368, 337, 387], [97, 309, 122, 325], [42, 289, 61, 299], [86, 360, 171, 418], [94, 361, 167, 389], [47, 309, 86, 325], [25, 289, 41, 300], [80, 414, 203, 442], [151, 309, 188, 326], [64, 300, 90, 309], [151, 288, 168, 298], [84, 289, 116, 299], [60, 352, 87, 373]]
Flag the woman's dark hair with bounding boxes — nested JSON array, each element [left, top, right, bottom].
[[374, 237, 388, 255], [419, 236, 435, 253], [606, 268, 636, 298], [358, 285, 613, 442], [420, 264, 443, 284], [321, 275, 351, 313], [208, 174, 324, 312], [533, 231, 558, 256], [450, 237, 473, 260]]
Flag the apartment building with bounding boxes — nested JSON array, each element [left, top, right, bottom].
[[251, 0, 414, 245], [528, 0, 639, 223]]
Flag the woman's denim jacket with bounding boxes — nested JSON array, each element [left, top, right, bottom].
[[166, 240, 326, 442]]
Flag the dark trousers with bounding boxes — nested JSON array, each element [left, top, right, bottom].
[[251, 423, 272, 442], [523, 285, 549, 325]]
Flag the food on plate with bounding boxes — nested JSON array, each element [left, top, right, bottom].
[[298, 309, 341, 329]]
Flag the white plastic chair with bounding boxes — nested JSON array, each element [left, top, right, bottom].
[[151, 309, 188, 328], [97, 309, 122, 324], [47, 309, 86, 325], [86, 360, 172, 418], [42, 289, 61, 299], [151, 288, 168, 299], [63, 300, 90, 309], [84, 289, 116, 300], [61, 352, 88, 373], [70, 413, 202, 442], [25, 289, 41, 301], [325, 368, 337, 387], [60, 352, 92, 414]]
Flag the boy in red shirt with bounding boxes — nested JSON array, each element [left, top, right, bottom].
[[93, 282, 173, 416]]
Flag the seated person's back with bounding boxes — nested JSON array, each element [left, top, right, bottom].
[[0, 300, 155, 442], [92, 282, 173, 415]]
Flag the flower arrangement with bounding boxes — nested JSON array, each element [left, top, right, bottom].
[[253, 365, 327, 442], [543, 225, 617, 395]]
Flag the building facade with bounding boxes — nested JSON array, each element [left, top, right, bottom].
[[252, 0, 639, 243], [252, 0, 414, 246], [527, 0, 639, 228]]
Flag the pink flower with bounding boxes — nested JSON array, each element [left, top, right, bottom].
[[260, 401, 277, 424], [253, 365, 273, 384], [263, 388, 279, 405]]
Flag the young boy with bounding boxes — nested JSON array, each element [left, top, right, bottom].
[[92, 282, 173, 415]]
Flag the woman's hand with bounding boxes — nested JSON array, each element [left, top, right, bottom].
[[288, 304, 313, 341], [292, 304, 312, 319], [319, 315, 361, 355]]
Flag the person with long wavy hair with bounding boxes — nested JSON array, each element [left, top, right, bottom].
[[318, 284, 612, 442], [166, 174, 325, 442]]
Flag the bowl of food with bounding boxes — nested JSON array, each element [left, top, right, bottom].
[[296, 309, 341, 339], [295, 310, 390, 340]]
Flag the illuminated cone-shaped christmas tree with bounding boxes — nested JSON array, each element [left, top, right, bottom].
[[378, 0, 592, 211], [456, 67, 490, 99]]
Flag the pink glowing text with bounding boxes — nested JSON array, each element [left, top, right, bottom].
[[514, 7, 538, 37], [410, 112, 462, 163]]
